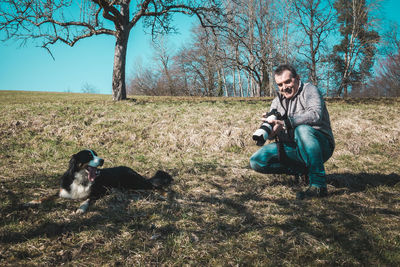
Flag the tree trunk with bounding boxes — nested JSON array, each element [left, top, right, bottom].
[[238, 69, 243, 97], [232, 68, 236, 97], [343, 84, 348, 97], [311, 51, 317, 86], [221, 67, 228, 97], [260, 66, 269, 97], [269, 70, 274, 97], [112, 30, 130, 101]]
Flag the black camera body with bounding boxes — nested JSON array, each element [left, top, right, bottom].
[[252, 109, 283, 146]]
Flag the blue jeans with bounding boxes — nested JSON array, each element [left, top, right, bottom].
[[249, 125, 334, 188]]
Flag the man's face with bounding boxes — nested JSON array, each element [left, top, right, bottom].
[[274, 70, 300, 99]]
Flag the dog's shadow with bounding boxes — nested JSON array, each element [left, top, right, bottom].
[[0, 174, 173, 245]]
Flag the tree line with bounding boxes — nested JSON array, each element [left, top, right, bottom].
[[1, 0, 399, 99], [128, 0, 400, 98]]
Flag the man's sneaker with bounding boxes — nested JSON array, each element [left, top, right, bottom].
[[294, 173, 309, 186], [296, 186, 328, 200]]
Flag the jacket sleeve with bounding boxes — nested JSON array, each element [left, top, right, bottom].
[[285, 84, 324, 129]]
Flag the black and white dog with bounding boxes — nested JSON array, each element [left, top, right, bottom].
[[28, 149, 173, 213]]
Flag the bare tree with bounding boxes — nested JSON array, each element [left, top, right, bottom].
[[81, 82, 98, 94], [0, 0, 221, 100], [128, 36, 191, 96], [354, 21, 400, 97], [293, 0, 335, 86], [129, 67, 163, 96], [218, 0, 296, 97], [152, 37, 176, 95], [174, 26, 220, 96], [378, 22, 400, 59], [361, 48, 400, 97]]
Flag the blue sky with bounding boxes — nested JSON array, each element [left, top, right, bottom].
[[0, 0, 399, 95], [0, 12, 195, 94]]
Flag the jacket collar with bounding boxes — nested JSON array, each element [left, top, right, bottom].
[[294, 81, 304, 98]]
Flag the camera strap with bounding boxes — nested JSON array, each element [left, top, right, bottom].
[[276, 95, 290, 163], [276, 137, 287, 163]]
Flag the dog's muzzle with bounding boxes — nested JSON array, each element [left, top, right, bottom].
[[88, 150, 104, 167]]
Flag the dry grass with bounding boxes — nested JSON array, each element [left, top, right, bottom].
[[1, 91, 400, 266]]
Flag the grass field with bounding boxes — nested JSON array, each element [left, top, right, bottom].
[[1, 91, 399, 266]]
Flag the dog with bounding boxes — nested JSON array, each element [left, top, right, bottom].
[[27, 149, 173, 213]]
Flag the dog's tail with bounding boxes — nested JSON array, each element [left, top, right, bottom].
[[148, 170, 173, 189]]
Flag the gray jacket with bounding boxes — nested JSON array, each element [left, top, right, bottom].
[[270, 82, 335, 148]]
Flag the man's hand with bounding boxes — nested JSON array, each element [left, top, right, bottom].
[[261, 113, 275, 124], [269, 119, 284, 138]]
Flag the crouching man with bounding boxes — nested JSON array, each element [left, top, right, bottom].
[[250, 64, 335, 200]]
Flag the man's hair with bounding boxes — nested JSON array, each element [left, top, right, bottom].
[[274, 64, 298, 78]]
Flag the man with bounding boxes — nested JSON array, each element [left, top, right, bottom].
[[250, 64, 334, 200]]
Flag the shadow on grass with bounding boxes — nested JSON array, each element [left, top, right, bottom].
[[265, 172, 400, 192], [327, 172, 400, 192], [0, 174, 165, 245], [0, 193, 163, 245], [186, 172, 400, 264], [0, 173, 59, 213], [1, 171, 400, 265]]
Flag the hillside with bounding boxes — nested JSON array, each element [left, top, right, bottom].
[[1, 91, 399, 265]]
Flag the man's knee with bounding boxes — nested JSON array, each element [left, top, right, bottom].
[[294, 125, 318, 144], [249, 147, 270, 172], [249, 153, 261, 171], [249, 144, 278, 172], [294, 124, 313, 137]]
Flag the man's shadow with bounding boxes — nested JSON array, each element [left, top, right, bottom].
[[326, 172, 400, 192], [268, 172, 400, 194]]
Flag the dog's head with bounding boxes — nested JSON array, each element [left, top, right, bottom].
[[67, 150, 104, 182]]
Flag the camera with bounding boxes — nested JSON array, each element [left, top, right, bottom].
[[252, 109, 282, 146]]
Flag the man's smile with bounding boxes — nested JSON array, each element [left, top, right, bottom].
[[281, 87, 293, 94]]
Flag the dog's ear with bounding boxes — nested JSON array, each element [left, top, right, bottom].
[[60, 154, 77, 188], [67, 154, 79, 176]]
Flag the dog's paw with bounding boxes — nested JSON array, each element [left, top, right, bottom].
[[75, 199, 90, 214], [23, 200, 41, 207], [75, 208, 86, 214]]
